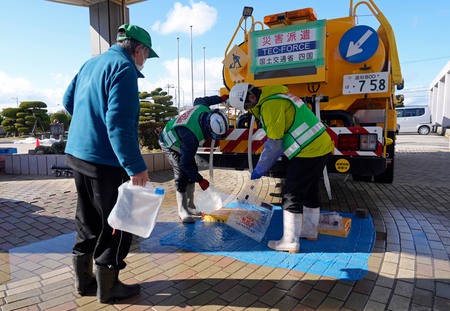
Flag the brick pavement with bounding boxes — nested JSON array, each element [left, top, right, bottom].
[[0, 144, 449, 310]]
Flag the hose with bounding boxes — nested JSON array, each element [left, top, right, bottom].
[[248, 115, 256, 173]]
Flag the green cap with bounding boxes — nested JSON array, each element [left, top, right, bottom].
[[117, 24, 159, 58]]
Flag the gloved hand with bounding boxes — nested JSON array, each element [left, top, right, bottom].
[[252, 138, 283, 178], [221, 94, 229, 102], [251, 171, 262, 180], [199, 178, 210, 191]]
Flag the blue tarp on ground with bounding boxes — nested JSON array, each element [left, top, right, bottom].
[[160, 208, 376, 281]]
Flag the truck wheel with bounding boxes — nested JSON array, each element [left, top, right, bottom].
[[374, 158, 394, 183], [418, 126, 430, 135], [352, 174, 372, 182]]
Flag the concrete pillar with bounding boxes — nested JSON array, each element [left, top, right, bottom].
[[443, 72, 450, 128], [89, 0, 129, 57], [437, 79, 445, 128], [431, 84, 439, 127]]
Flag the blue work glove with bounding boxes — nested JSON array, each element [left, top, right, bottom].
[[253, 138, 284, 178], [251, 170, 262, 180]]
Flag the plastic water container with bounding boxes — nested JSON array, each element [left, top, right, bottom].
[[108, 181, 165, 238]]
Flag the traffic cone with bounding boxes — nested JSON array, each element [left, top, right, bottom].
[[36, 138, 40, 147]]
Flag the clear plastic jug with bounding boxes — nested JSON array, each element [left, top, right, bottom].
[[108, 181, 165, 238]]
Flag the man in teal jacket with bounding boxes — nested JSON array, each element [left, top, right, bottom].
[[63, 24, 158, 303], [230, 83, 333, 253]]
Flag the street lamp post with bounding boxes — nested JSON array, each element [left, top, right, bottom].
[[203, 46, 206, 96], [177, 37, 180, 116], [11, 97, 18, 108], [166, 83, 174, 95], [175, 88, 185, 111], [190, 25, 194, 105]]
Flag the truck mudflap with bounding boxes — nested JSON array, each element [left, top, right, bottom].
[[326, 156, 386, 175]]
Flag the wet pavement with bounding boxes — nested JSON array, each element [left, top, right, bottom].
[[1, 135, 450, 311]]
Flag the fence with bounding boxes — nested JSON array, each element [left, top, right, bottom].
[[3, 153, 172, 176]]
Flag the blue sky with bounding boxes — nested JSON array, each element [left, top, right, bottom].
[[1, 0, 449, 113]]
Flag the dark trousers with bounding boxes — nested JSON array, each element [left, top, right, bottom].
[[72, 170, 132, 270], [160, 142, 196, 193], [281, 153, 331, 213]]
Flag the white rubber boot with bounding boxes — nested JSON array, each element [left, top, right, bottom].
[[268, 210, 302, 253], [300, 206, 320, 241], [176, 191, 195, 223], [186, 183, 201, 216]]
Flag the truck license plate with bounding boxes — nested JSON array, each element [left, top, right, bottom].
[[343, 72, 389, 94]]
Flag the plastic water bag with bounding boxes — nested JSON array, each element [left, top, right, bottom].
[[318, 212, 344, 230], [226, 182, 275, 243], [194, 185, 223, 214], [108, 181, 165, 238]]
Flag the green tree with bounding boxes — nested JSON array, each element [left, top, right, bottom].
[[139, 88, 178, 123], [1, 102, 51, 136], [50, 112, 70, 130], [19, 101, 50, 135], [1, 108, 23, 136]]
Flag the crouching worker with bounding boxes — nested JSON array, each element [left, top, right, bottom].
[[229, 84, 333, 253], [159, 95, 229, 223]]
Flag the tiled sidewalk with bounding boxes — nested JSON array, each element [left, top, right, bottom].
[[1, 146, 450, 310]]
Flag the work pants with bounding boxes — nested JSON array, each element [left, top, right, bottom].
[[160, 141, 196, 193], [281, 153, 331, 213], [72, 170, 132, 270]]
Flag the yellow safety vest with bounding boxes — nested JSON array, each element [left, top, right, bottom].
[[260, 93, 326, 159]]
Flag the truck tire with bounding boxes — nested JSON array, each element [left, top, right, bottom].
[[352, 174, 372, 182], [374, 158, 394, 183]]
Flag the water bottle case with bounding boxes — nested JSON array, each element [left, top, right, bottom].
[[108, 181, 165, 238]]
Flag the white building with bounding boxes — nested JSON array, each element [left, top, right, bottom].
[[429, 60, 450, 133]]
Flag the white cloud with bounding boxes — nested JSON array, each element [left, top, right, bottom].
[[0, 71, 68, 114], [151, 1, 218, 36], [139, 56, 224, 107]]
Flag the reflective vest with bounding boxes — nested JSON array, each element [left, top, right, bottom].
[[260, 93, 326, 159], [161, 105, 210, 153]]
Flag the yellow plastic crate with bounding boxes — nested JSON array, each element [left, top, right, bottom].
[[201, 208, 233, 223], [317, 217, 352, 238]]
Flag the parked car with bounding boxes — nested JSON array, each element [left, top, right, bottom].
[[396, 106, 432, 135]]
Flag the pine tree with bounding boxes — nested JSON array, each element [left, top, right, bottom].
[[139, 88, 178, 123], [0, 101, 50, 136]]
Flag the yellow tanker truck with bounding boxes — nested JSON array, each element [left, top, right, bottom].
[[197, 0, 403, 183]]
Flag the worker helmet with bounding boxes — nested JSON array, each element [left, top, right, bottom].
[[229, 83, 249, 111], [206, 109, 229, 140]]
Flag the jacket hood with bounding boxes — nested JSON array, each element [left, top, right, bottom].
[[249, 85, 289, 118]]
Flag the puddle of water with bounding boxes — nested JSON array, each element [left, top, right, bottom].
[[0, 232, 75, 286]]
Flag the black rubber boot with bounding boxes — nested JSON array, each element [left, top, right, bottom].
[[72, 253, 97, 296], [95, 265, 141, 304]]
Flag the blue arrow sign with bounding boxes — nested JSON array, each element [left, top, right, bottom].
[[339, 25, 379, 63]]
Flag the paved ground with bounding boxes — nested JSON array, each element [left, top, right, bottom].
[[0, 134, 449, 311]]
